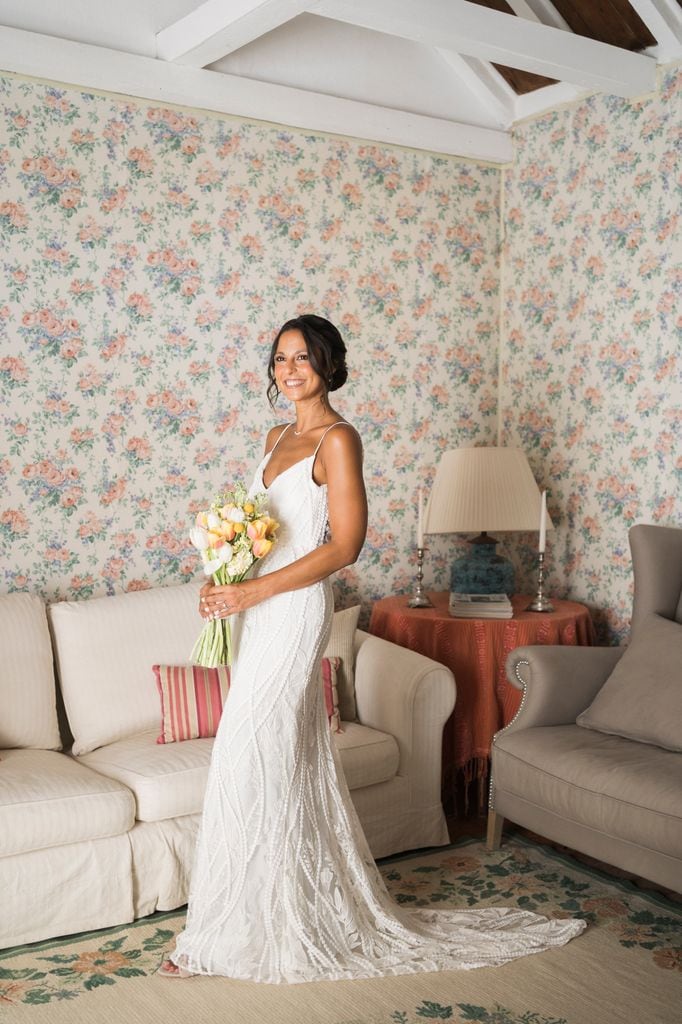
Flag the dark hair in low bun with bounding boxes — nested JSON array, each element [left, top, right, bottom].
[[267, 314, 348, 408]]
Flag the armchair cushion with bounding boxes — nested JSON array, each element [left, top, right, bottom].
[[577, 614, 682, 751]]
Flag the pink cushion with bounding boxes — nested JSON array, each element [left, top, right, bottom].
[[154, 657, 343, 743], [154, 664, 231, 744], [321, 656, 342, 733]]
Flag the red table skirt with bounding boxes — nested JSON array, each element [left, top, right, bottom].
[[370, 593, 595, 811]]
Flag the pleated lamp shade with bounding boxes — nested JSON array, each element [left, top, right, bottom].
[[425, 447, 553, 536]]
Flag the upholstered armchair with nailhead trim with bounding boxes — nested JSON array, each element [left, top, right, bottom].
[[487, 523, 682, 894]]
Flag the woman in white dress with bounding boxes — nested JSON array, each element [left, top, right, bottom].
[[160, 315, 584, 982]]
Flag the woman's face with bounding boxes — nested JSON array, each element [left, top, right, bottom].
[[273, 329, 325, 403]]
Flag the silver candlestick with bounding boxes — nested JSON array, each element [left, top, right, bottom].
[[408, 547, 433, 608], [527, 551, 554, 612]]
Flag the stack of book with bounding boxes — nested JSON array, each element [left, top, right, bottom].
[[449, 592, 513, 619]]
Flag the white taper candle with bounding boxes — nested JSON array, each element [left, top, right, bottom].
[[539, 489, 547, 553], [417, 486, 424, 548]]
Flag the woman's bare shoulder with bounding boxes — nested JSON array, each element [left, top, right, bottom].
[[322, 421, 363, 458], [264, 422, 290, 454]]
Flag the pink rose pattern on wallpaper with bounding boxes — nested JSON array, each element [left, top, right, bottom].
[[1, 69, 680, 641], [0, 75, 500, 610], [501, 66, 681, 641]]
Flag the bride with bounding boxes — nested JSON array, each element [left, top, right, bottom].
[[160, 314, 584, 982]]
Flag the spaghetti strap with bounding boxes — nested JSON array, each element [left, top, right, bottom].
[[267, 423, 293, 456], [312, 421, 355, 458]]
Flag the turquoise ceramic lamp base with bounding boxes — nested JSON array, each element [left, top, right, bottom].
[[450, 532, 515, 596]]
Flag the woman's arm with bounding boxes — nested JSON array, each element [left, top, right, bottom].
[[201, 426, 367, 620]]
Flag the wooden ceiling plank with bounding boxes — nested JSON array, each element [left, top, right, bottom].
[[0, 25, 512, 162], [628, 0, 682, 58], [156, 0, 313, 66], [318, 0, 656, 96], [551, 0, 652, 51]]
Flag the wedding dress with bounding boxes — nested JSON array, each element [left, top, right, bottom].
[[172, 423, 585, 982]]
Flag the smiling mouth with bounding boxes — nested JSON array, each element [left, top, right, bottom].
[[284, 379, 304, 386]]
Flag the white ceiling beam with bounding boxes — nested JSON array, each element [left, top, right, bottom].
[[437, 50, 515, 129], [514, 79, 583, 122], [156, 0, 314, 67], [628, 0, 682, 60], [317, 0, 656, 97], [505, 1, 543, 23], [517, 0, 571, 32], [0, 26, 511, 162]]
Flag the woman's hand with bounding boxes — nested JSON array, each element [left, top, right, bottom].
[[198, 579, 262, 620]]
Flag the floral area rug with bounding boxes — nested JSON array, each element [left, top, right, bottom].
[[1, 835, 680, 1024]]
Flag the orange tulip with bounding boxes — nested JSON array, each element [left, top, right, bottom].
[[252, 538, 273, 558], [247, 519, 268, 541], [262, 515, 279, 538]]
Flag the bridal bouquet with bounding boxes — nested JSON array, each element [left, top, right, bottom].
[[189, 483, 279, 667]]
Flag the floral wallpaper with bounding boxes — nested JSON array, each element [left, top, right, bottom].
[[2, 65, 680, 642], [500, 64, 682, 641], [0, 73, 501, 613]]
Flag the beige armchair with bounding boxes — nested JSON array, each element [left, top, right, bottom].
[[487, 524, 682, 894]]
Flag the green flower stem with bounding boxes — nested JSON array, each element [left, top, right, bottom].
[[189, 563, 250, 667]]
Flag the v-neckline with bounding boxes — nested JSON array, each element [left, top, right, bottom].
[[261, 451, 314, 491]]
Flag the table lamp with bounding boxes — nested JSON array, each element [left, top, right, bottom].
[[424, 446, 553, 596]]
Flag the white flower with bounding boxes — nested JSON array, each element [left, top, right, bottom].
[[221, 503, 245, 523], [206, 511, 221, 530], [227, 547, 253, 578], [218, 542, 233, 564], [189, 527, 209, 551], [202, 542, 233, 576]]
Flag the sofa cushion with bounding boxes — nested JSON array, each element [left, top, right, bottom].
[[323, 605, 361, 721], [78, 730, 213, 821], [494, 724, 682, 861], [0, 748, 135, 856], [0, 593, 61, 750], [333, 722, 399, 790], [78, 719, 399, 823], [577, 614, 682, 751], [49, 582, 202, 755]]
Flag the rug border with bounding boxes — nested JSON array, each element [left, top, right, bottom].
[[380, 833, 681, 915]]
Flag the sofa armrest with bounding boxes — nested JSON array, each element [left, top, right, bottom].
[[501, 645, 624, 733], [353, 631, 455, 787]]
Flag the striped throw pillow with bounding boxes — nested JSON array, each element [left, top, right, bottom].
[[154, 658, 343, 743], [153, 664, 231, 744], [321, 656, 343, 734]]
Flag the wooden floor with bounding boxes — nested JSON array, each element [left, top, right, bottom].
[[447, 813, 681, 905]]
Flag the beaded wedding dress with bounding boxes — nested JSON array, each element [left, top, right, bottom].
[[171, 424, 585, 982]]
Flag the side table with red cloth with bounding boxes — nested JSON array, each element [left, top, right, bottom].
[[369, 593, 595, 813]]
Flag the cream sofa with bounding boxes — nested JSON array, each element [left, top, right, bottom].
[[0, 582, 455, 948]]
